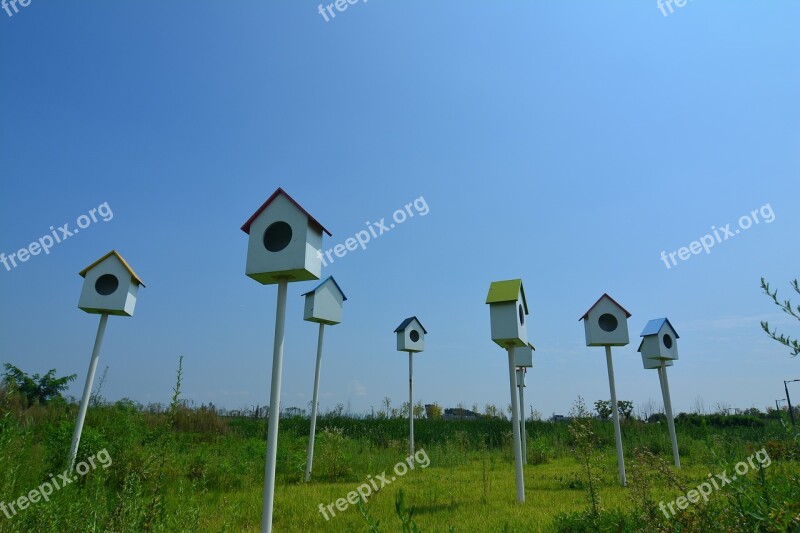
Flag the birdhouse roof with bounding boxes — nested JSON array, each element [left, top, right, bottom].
[[394, 316, 427, 334], [579, 293, 631, 321], [301, 276, 347, 301], [640, 318, 679, 338], [79, 250, 145, 287], [485, 279, 528, 313], [240, 187, 332, 237]]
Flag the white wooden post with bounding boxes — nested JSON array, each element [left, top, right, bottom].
[[659, 361, 680, 468], [517, 368, 527, 464], [68, 313, 108, 472], [409, 351, 414, 458], [507, 348, 525, 502], [261, 278, 288, 533], [605, 345, 626, 486], [305, 323, 325, 481]]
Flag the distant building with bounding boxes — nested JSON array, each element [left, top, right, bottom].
[[550, 414, 572, 423], [443, 407, 480, 420]]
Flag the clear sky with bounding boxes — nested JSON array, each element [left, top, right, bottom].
[[1, 1, 799, 419]]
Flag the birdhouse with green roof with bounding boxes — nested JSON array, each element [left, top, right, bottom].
[[241, 187, 331, 285], [580, 293, 631, 347], [395, 316, 426, 353], [302, 276, 347, 325], [486, 279, 529, 348], [78, 250, 145, 317], [637, 318, 679, 362]]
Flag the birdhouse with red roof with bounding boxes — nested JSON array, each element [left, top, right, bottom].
[[241, 188, 331, 285], [580, 293, 630, 347], [78, 250, 145, 316]]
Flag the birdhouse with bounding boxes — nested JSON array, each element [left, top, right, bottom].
[[302, 276, 347, 325], [77, 250, 145, 317], [580, 293, 631, 347], [486, 279, 529, 348], [637, 318, 679, 361], [395, 316, 426, 353], [241, 188, 331, 285], [513, 343, 535, 368]]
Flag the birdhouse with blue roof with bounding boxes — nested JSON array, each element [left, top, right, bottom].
[[580, 293, 630, 347], [78, 250, 145, 317], [302, 276, 347, 325], [241, 188, 331, 285], [513, 343, 535, 368], [637, 318, 679, 362], [486, 279, 529, 348], [395, 316, 426, 352]]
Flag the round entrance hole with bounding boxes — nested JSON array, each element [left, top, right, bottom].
[[598, 313, 618, 332], [263, 221, 292, 252], [95, 274, 119, 296]]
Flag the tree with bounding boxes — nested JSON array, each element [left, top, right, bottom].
[[2, 364, 76, 406], [761, 277, 800, 357], [595, 399, 634, 421], [594, 400, 612, 421]]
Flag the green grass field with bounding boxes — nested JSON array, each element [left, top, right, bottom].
[[1, 382, 799, 533]]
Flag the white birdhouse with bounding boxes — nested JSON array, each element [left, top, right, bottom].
[[513, 343, 535, 368], [77, 250, 145, 317], [395, 316, 426, 353], [486, 279, 529, 348], [637, 318, 679, 361], [580, 293, 631, 347], [302, 276, 347, 325], [241, 188, 331, 285]]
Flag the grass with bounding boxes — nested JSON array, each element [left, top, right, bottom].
[[0, 382, 798, 532]]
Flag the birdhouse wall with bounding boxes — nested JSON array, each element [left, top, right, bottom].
[[303, 284, 343, 325], [78, 256, 138, 316], [513, 345, 534, 367], [516, 368, 526, 387], [397, 327, 424, 352], [490, 300, 528, 348], [639, 329, 679, 361], [245, 194, 323, 285], [642, 353, 673, 370], [583, 299, 629, 346]]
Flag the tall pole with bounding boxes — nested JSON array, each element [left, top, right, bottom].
[[261, 278, 288, 533], [68, 313, 109, 472], [659, 362, 680, 468], [605, 345, 626, 486], [517, 368, 527, 465], [409, 351, 414, 458], [305, 323, 325, 482], [785, 380, 796, 428], [507, 347, 525, 502]]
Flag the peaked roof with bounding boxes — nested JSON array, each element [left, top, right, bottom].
[[301, 276, 347, 301], [394, 316, 427, 334], [579, 293, 631, 321], [79, 250, 145, 287], [640, 318, 679, 338], [240, 187, 332, 237], [485, 279, 528, 313]]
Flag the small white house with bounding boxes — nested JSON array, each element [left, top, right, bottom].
[[302, 276, 347, 325], [513, 343, 535, 368], [486, 279, 529, 348], [395, 316, 426, 353], [637, 318, 679, 361], [580, 293, 631, 347], [241, 188, 331, 285], [78, 250, 145, 317]]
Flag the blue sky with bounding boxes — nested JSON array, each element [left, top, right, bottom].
[[1, 1, 799, 419]]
